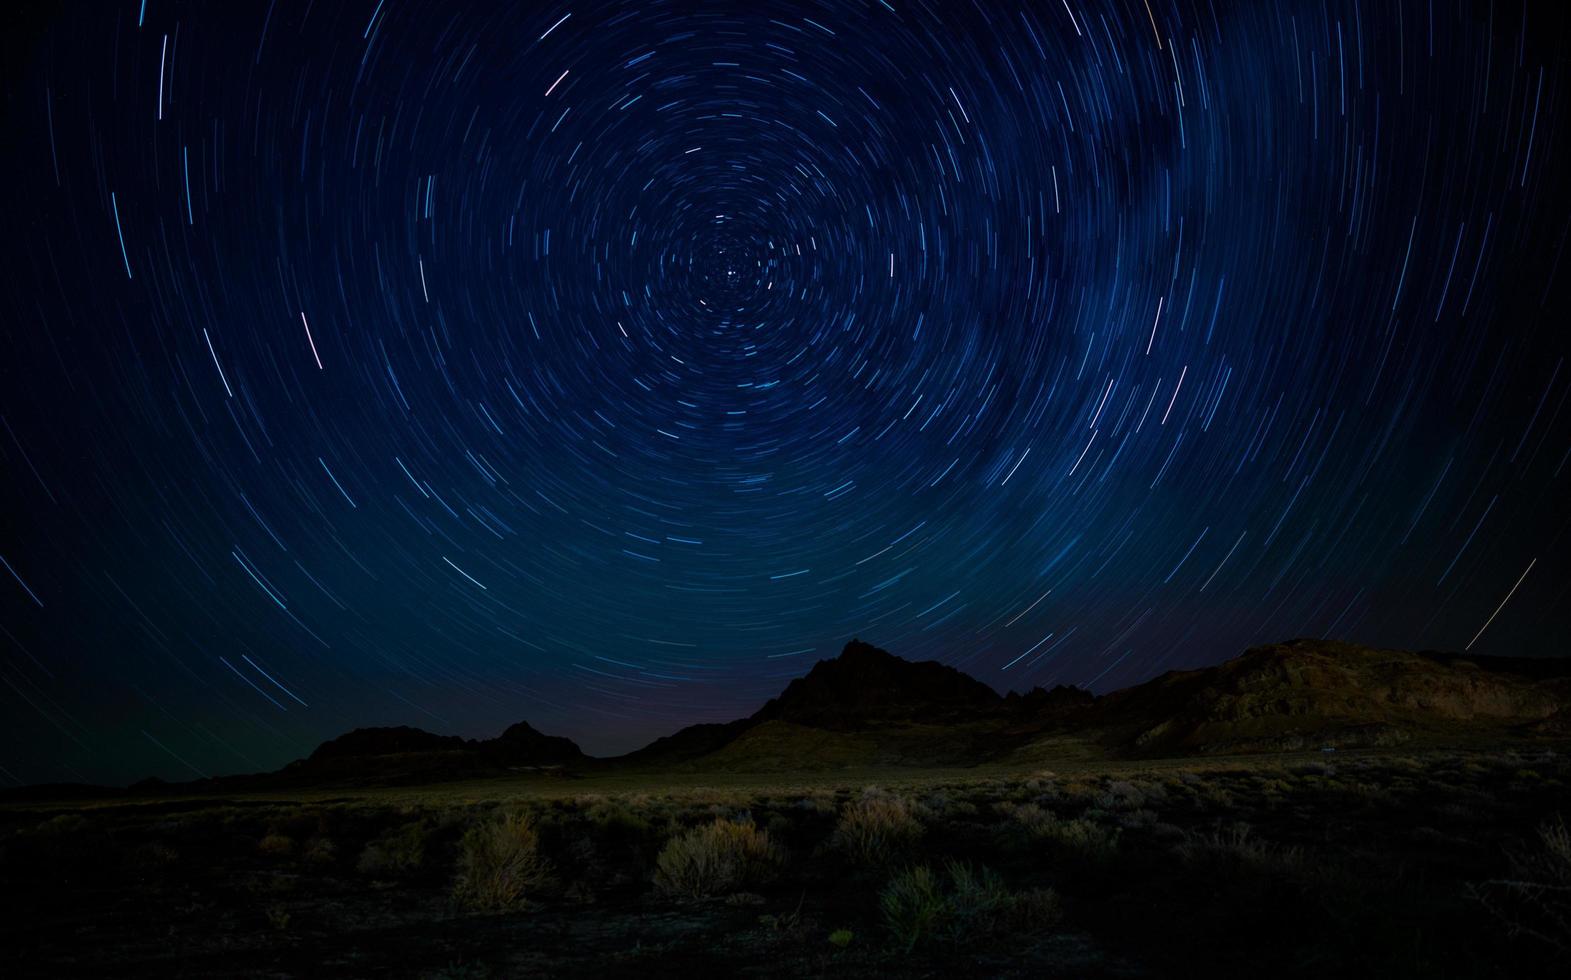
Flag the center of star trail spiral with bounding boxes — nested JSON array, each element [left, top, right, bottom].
[[0, 1, 1568, 783]]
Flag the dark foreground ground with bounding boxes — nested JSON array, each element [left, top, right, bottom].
[[3, 746, 1569, 978]]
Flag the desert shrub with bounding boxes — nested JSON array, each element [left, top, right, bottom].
[[36, 814, 90, 837], [129, 840, 180, 873], [258, 833, 295, 858], [880, 865, 946, 951], [1437, 801, 1487, 825], [264, 903, 291, 931], [1472, 813, 1571, 953], [1023, 771, 1059, 794], [881, 861, 1061, 952], [1059, 779, 1099, 803], [1175, 824, 1302, 876], [764, 813, 794, 843], [792, 794, 836, 814], [1012, 884, 1065, 926], [1200, 785, 1235, 807], [653, 818, 782, 898], [304, 836, 338, 867], [1095, 780, 1146, 811], [425, 960, 494, 980], [1151, 821, 1187, 842], [357, 820, 431, 877], [1341, 781, 1395, 806], [453, 811, 552, 911], [586, 800, 652, 840], [1043, 816, 1118, 854], [944, 862, 1014, 937], [1038, 816, 1121, 860], [268, 807, 319, 840], [833, 796, 924, 867], [1009, 802, 1055, 835], [1116, 808, 1159, 830]]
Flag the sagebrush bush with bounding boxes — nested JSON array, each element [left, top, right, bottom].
[[1095, 780, 1146, 811], [880, 865, 946, 951], [1174, 823, 1302, 876], [258, 833, 295, 858], [944, 862, 1013, 937], [453, 811, 552, 911], [357, 820, 431, 877], [303, 836, 337, 867], [881, 861, 1061, 952], [1009, 802, 1055, 835], [833, 796, 924, 866], [1007, 801, 1120, 856], [1038, 816, 1121, 859], [1116, 808, 1159, 830], [653, 818, 782, 897], [586, 800, 652, 840]]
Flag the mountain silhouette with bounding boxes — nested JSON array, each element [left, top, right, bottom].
[[750, 638, 1002, 728], [294, 639, 1569, 781], [10, 637, 1568, 798], [487, 720, 587, 765]]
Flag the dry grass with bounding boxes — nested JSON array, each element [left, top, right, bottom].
[[1472, 813, 1571, 952]]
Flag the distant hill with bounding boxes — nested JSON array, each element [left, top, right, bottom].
[[7, 638, 1567, 799], [1093, 638, 1571, 755], [309, 726, 469, 761], [263, 718, 590, 788]]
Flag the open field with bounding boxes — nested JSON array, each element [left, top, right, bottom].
[[5, 745, 1569, 978]]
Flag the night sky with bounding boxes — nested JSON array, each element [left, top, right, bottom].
[[2, 1, 1569, 786]]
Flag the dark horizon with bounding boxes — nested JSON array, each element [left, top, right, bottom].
[[4, 0, 1571, 788], [14, 633, 1569, 794]]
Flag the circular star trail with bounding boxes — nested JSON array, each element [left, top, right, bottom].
[[2, 1, 1569, 783]]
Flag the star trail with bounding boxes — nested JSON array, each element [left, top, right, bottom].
[[1, 1, 1569, 785]]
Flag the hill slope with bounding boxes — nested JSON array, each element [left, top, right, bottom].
[[1094, 638, 1571, 755], [610, 638, 1571, 771]]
